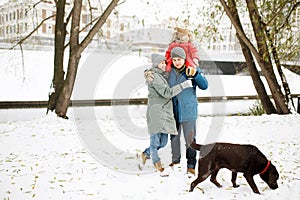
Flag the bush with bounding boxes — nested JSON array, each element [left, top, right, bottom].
[[249, 100, 265, 116]]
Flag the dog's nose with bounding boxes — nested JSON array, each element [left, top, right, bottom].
[[270, 183, 278, 189]]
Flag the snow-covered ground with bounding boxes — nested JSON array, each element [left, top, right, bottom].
[[0, 107, 300, 200], [1, 49, 300, 199]]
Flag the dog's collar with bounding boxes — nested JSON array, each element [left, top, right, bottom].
[[260, 160, 271, 175]]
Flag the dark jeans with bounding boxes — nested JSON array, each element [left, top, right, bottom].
[[170, 120, 196, 169]]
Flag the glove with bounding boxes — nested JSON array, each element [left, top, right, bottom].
[[186, 67, 197, 78], [180, 80, 193, 89], [144, 70, 154, 82]]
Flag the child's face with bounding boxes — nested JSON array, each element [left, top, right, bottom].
[[157, 61, 166, 71], [178, 33, 189, 43]]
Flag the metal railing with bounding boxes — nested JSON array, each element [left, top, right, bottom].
[[1, 94, 300, 109]]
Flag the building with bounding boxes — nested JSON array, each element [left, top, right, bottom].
[[0, 0, 57, 45], [0, 0, 139, 49], [0, 1, 299, 74]]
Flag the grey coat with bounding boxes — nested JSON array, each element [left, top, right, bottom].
[[146, 67, 184, 135]]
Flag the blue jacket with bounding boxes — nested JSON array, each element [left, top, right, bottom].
[[168, 67, 208, 122]]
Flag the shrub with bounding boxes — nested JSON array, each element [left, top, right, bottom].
[[249, 100, 265, 116]]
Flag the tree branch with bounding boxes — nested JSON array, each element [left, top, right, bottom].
[[10, 14, 56, 50], [219, 0, 261, 62], [69, 0, 82, 49], [276, 2, 300, 32], [79, 0, 120, 54], [264, 1, 287, 27]]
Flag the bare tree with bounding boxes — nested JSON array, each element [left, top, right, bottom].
[[47, 0, 121, 118], [225, 0, 277, 114], [219, 0, 298, 114]]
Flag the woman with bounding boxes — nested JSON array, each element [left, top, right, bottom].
[[141, 53, 192, 176]]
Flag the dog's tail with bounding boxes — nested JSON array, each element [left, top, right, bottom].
[[188, 131, 202, 151]]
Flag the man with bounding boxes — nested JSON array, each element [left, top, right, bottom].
[[145, 47, 208, 175]]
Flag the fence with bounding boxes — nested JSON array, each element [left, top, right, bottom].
[[1, 94, 300, 109]]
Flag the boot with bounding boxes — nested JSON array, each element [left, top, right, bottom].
[[154, 161, 164, 172], [169, 161, 180, 167], [187, 168, 195, 175], [141, 152, 149, 164]]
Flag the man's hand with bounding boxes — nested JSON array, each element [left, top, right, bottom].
[[144, 70, 154, 82], [186, 67, 197, 78]]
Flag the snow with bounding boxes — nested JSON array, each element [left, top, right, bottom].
[[1, 49, 300, 100], [1, 49, 300, 199], [1, 108, 300, 200]]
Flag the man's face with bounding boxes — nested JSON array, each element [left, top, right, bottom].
[[172, 57, 185, 69]]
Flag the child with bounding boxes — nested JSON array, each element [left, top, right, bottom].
[[165, 27, 200, 72], [140, 53, 192, 176]]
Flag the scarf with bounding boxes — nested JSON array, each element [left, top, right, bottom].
[[174, 65, 186, 74]]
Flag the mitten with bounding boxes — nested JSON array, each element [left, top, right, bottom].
[[186, 67, 197, 78], [180, 80, 193, 89]]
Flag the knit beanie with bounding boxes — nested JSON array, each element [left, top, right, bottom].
[[171, 47, 186, 59], [151, 53, 166, 67]]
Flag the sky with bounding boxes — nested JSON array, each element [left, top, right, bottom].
[[117, 0, 208, 25]]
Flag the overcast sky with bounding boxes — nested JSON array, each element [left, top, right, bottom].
[[118, 0, 206, 24]]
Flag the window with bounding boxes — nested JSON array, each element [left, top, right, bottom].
[[107, 19, 111, 27], [82, 14, 88, 24], [42, 9, 47, 19], [120, 23, 124, 31], [52, 11, 56, 20], [42, 24, 46, 33], [223, 45, 226, 51], [19, 24, 23, 33]]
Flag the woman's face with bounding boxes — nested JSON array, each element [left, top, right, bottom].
[[172, 57, 185, 69], [157, 61, 166, 71]]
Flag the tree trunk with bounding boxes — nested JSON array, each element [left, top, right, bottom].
[[55, 53, 81, 118], [47, 0, 66, 113], [50, 0, 120, 118], [226, 0, 277, 114], [54, 0, 82, 118], [265, 29, 295, 111], [246, 0, 289, 114]]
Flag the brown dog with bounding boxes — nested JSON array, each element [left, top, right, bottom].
[[189, 141, 279, 194]]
